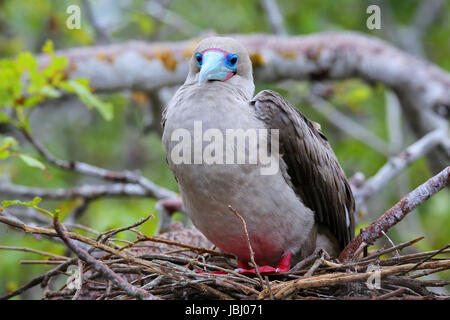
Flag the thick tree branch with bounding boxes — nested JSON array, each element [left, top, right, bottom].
[[38, 32, 450, 171], [339, 166, 450, 262]]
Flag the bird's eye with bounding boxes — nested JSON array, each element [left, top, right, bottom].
[[195, 53, 203, 67], [225, 54, 238, 70]]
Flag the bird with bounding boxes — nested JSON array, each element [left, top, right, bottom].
[[161, 37, 355, 274]]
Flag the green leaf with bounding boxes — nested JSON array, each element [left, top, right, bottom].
[[1, 200, 25, 208], [42, 40, 54, 55], [17, 52, 38, 71], [0, 136, 18, 159], [0, 111, 11, 123], [61, 79, 114, 121], [1, 197, 52, 218], [31, 196, 42, 206], [18, 154, 46, 170], [39, 85, 61, 98]]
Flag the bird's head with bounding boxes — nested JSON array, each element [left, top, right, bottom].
[[186, 37, 254, 95]]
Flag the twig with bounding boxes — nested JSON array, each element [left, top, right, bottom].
[[0, 258, 76, 300], [400, 244, 450, 275], [304, 92, 390, 156], [290, 248, 324, 272], [137, 233, 233, 258], [361, 236, 424, 262], [259, 259, 450, 299], [145, 1, 200, 37], [0, 246, 70, 261], [228, 205, 265, 289], [265, 276, 275, 300], [72, 259, 84, 300], [81, 0, 110, 44], [0, 215, 171, 277], [20, 129, 176, 200], [340, 166, 450, 262], [53, 215, 157, 300], [381, 230, 401, 257], [20, 260, 68, 265], [0, 182, 158, 200], [260, 0, 287, 35], [376, 287, 406, 300], [354, 130, 445, 207], [97, 214, 153, 243], [304, 253, 325, 278]]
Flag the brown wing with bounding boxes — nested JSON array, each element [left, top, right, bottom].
[[251, 90, 355, 250]]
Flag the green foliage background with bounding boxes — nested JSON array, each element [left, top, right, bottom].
[[0, 0, 449, 298]]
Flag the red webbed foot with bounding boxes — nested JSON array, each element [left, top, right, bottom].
[[235, 252, 293, 275]]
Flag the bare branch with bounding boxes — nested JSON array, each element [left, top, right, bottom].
[[53, 216, 157, 300], [145, 1, 200, 37], [0, 182, 151, 200], [339, 166, 450, 262], [81, 0, 111, 44], [37, 32, 450, 171], [0, 258, 76, 300], [228, 205, 264, 288], [260, 0, 287, 35], [19, 129, 176, 200], [304, 91, 390, 156], [355, 129, 445, 206]]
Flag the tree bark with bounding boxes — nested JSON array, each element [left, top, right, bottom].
[[39, 32, 450, 172]]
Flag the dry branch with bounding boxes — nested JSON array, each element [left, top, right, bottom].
[[340, 166, 450, 262], [20, 129, 176, 200], [1, 211, 449, 300], [52, 216, 156, 300], [36, 32, 450, 171], [355, 129, 446, 206]]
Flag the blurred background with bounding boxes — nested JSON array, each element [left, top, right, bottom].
[[0, 0, 449, 298]]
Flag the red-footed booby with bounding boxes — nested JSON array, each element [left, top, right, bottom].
[[162, 37, 355, 274]]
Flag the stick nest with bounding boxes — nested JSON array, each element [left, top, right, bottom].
[[3, 216, 448, 300]]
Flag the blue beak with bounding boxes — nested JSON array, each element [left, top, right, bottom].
[[198, 51, 230, 83]]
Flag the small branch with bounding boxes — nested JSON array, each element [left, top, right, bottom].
[[72, 259, 84, 300], [97, 214, 153, 243], [355, 129, 445, 207], [304, 91, 390, 156], [259, 259, 450, 299], [20, 130, 176, 200], [0, 246, 70, 261], [53, 216, 157, 300], [0, 182, 157, 200], [228, 205, 265, 288], [155, 197, 184, 234], [361, 236, 424, 262], [137, 233, 233, 258], [0, 258, 76, 300], [145, 1, 200, 37], [339, 166, 450, 262], [81, 0, 111, 44], [260, 0, 287, 35], [304, 253, 325, 278]]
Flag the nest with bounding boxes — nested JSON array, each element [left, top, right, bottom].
[[2, 214, 448, 300]]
